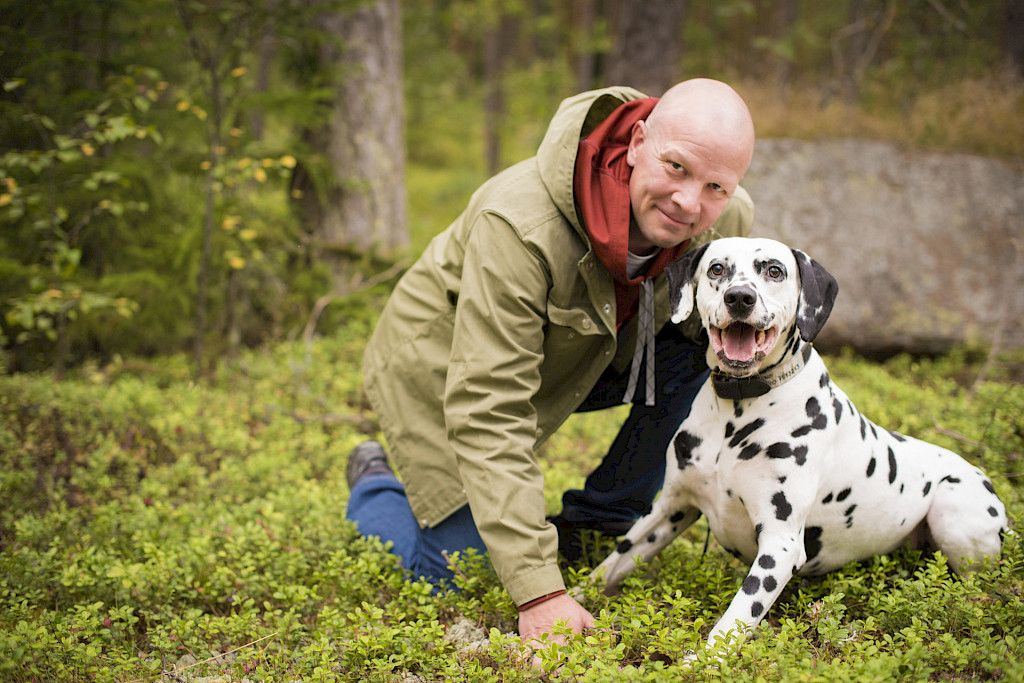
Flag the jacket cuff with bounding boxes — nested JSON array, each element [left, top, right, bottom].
[[504, 564, 567, 607]]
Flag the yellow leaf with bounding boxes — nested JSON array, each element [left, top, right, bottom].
[[3, 177, 15, 191], [221, 215, 241, 231], [0, 194, 11, 207], [229, 127, 242, 138], [134, 129, 146, 139], [81, 143, 95, 157], [261, 157, 273, 167], [157, 81, 169, 91], [254, 168, 267, 183], [45, 288, 63, 298], [176, 100, 190, 112], [290, 189, 304, 199], [200, 160, 212, 170], [280, 155, 297, 169], [98, 199, 112, 209], [239, 228, 257, 241], [191, 106, 207, 121], [236, 157, 252, 170], [228, 256, 246, 269], [231, 66, 247, 78]]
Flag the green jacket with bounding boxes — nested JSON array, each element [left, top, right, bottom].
[[363, 86, 753, 605]]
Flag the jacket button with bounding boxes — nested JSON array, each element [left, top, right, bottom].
[[582, 319, 591, 329], [567, 332, 575, 340], [603, 303, 611, 314]]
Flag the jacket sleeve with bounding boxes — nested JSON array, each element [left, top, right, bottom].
[[443, 211, 565, 606]]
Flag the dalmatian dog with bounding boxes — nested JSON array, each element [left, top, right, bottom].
[[594, 237, 1008, 649]]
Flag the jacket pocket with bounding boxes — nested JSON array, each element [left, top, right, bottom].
[[546, 302, 604, 337]]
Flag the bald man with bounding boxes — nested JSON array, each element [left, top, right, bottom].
[[348, 80, 756, 645]]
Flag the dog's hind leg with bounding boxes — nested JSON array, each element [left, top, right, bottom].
[[924, 469, 1007, 572], [594, 501, 702, 595]]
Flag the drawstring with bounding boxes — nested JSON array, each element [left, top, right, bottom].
[[622, 279, 656, 407]]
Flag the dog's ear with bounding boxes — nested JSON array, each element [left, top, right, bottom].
[[791, 248, 838, 342], [667, 242, 710, 323]]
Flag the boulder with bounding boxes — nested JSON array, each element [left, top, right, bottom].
[[742, 138, 1024, 355]]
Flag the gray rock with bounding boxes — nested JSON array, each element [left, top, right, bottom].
[[743, 138, 1024, 354]]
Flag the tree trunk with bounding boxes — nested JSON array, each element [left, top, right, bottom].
[[295, 0, 407, 288], [606, 0, 687, 96], [1007, 0, 1024, 77], [484, 12, 516, 176], [570, 0, 598, 92], [771, 0, 799, 88]]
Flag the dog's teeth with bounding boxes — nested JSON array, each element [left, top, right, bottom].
[[756, 329, 765, 344]]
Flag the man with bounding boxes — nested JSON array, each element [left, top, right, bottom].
[[347, 79, 756, 644]]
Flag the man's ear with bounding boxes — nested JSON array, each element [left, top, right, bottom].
[[666, 242, 710, 323], [791, 248, 839, 342], [626, 120, 646, 167]]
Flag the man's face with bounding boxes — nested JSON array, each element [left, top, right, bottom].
[[626, 118, 746, 253]]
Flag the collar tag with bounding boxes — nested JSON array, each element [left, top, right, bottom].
[[712, 344, 812, 400]]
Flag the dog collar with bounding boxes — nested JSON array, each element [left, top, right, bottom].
[[712, 344, 813, 400]]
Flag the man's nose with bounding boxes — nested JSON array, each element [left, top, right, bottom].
[[670, 181, 701, 216]]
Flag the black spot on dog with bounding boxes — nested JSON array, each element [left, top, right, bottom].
[[819, 373, 829, 388], [738, 442, 761, 460], [759, 554, 776, 569], [984, 480, 995, 495], [836, 488, 851, 502], [734, 403, 744, 418], [771, 491, 793, 521], [888, 447, 898, 484], [724, 422, 735, 438], [674, 431, 702, 470], [804, 526, 824, 562], [940, 476, 961, 484], [751, 601, 764, 618], [763, 575, 778, 592], [922, 482, 931, 497], [742, 576, 761, 594], [846, 519, 854, 529], [988, 506, 999, 517], [766, 442, 809, 465], [833, 398, 843, 423], [755, 523, 764, 541], [616, 539, 633, 554], [822, 492, 834, 504], [806, 397, 821, 418], [889, 430, 907, 442], [844, 504, 857, 517], [670, 510, 688, 523], [730, 418, 766, 448], [900, 483, 905, 494], [859, 416, 867, 440], [870, 424, 878, 440], [778, 476, 787, 484], [791, 425, 812, 437], [647, 533, 657, 543], [726, 489, 734, 498], [866, 457, 876, 477]]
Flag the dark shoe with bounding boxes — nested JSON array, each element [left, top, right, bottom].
[[547, 514, 632, 564], [346, 440, 393, 489]]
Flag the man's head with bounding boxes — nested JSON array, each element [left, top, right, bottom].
[[626, 78, 755, 254]]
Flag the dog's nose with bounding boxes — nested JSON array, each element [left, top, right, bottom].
[[724, 285, 757, 316]]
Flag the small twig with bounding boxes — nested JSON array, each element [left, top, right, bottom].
[[301, 258, 408, 347], [931, 420, 985, 449], [132, 631, 278, 683], [926, 0, 968, 33]]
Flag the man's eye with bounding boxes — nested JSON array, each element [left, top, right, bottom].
[[708, 183, 726, 195], [668, 161, 684, 172], [709, 263, 725, 277]]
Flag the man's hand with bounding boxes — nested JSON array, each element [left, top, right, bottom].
[[518, 593, 595, 651]]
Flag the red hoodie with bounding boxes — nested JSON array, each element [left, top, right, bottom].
[[573, 98, 688, 330]]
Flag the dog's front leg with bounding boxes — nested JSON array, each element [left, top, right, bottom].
[[705, 525, 806, 648], [594, 500, 702, 596]]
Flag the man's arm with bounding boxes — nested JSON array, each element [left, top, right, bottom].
[[443, 211, 575, 611]]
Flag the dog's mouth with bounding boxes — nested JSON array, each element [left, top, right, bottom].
[[709, 322, 779, 370]]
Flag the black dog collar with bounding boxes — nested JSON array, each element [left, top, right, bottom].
[[712, 344, 813, 400]]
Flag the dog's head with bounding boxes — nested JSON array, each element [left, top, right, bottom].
[[666, 237, 838, 376]]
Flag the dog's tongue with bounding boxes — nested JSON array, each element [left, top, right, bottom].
[[723, 324, 757, 362]]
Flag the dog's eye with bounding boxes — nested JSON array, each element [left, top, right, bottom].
[[767, 265, 784, 280], [709, 263, 725, 277]]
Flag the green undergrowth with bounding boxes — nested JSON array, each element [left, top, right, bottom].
[[0, 337, 1021, 681]]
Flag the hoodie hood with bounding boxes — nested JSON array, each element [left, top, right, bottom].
[[536, 87, 648, 241]]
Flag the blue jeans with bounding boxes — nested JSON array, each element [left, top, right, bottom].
[[346, 326, 708, 583]]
